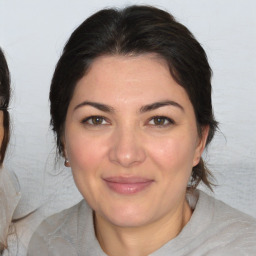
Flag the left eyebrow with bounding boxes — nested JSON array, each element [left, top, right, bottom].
[[140, 100, 184, 113], [73, 101, 115, 113]]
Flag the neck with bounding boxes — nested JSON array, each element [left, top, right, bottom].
[[95, 198, 192, 256]]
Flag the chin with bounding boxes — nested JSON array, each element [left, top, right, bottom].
[[100, 204, 155, 228]]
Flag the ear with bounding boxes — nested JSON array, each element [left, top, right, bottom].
[[61, 135, 70, 167], [193, 125, 209, 167], [63, 150, 71, 168]]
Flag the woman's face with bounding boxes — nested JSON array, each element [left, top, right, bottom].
[[64, 54, 208, 227]]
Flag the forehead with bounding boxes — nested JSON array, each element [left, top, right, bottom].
[[70, 54, 191, 109]]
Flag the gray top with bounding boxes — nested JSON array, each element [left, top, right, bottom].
[[27, 190, 256, 255], [0, 167, 21, 254]]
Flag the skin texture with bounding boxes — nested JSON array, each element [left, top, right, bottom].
[[63, 54, 209, 256]]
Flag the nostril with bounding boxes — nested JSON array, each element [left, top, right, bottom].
[[108, 135, 146, 167]]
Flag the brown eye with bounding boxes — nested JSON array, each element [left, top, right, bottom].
[[82, 116, 108, 125], [91, 116, 104, 125], [148, 116, 174, 126], [153, 117, 166, 125]]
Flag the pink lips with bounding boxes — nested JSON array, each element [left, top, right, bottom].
[[103, 177, 154, 195]]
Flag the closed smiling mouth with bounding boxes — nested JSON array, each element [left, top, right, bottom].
[[103, 176, 154, 195]]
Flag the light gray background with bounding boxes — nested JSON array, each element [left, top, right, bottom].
[[1, 0, 255, 219]]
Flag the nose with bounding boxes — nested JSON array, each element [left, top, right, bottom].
[[108, 126, 146, 168]]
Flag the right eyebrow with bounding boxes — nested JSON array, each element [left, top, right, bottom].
[[73, 101, 115, 113], [140, 100, 184, 113]]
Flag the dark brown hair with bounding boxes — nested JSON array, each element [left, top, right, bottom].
[[0, 48, 10, 164], [49, 5, 218, 190]]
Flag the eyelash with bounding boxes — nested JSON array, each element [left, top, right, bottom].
[[81, 115, 175, 127]]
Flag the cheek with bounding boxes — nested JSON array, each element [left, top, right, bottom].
[[147, 133, 197, 173], [65, 129, 110, 178], [67, 137, 101, 170], [64, 132, 107, 202]]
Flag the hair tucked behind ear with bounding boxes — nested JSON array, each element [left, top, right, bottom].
[[189, 158, 215, 191]]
